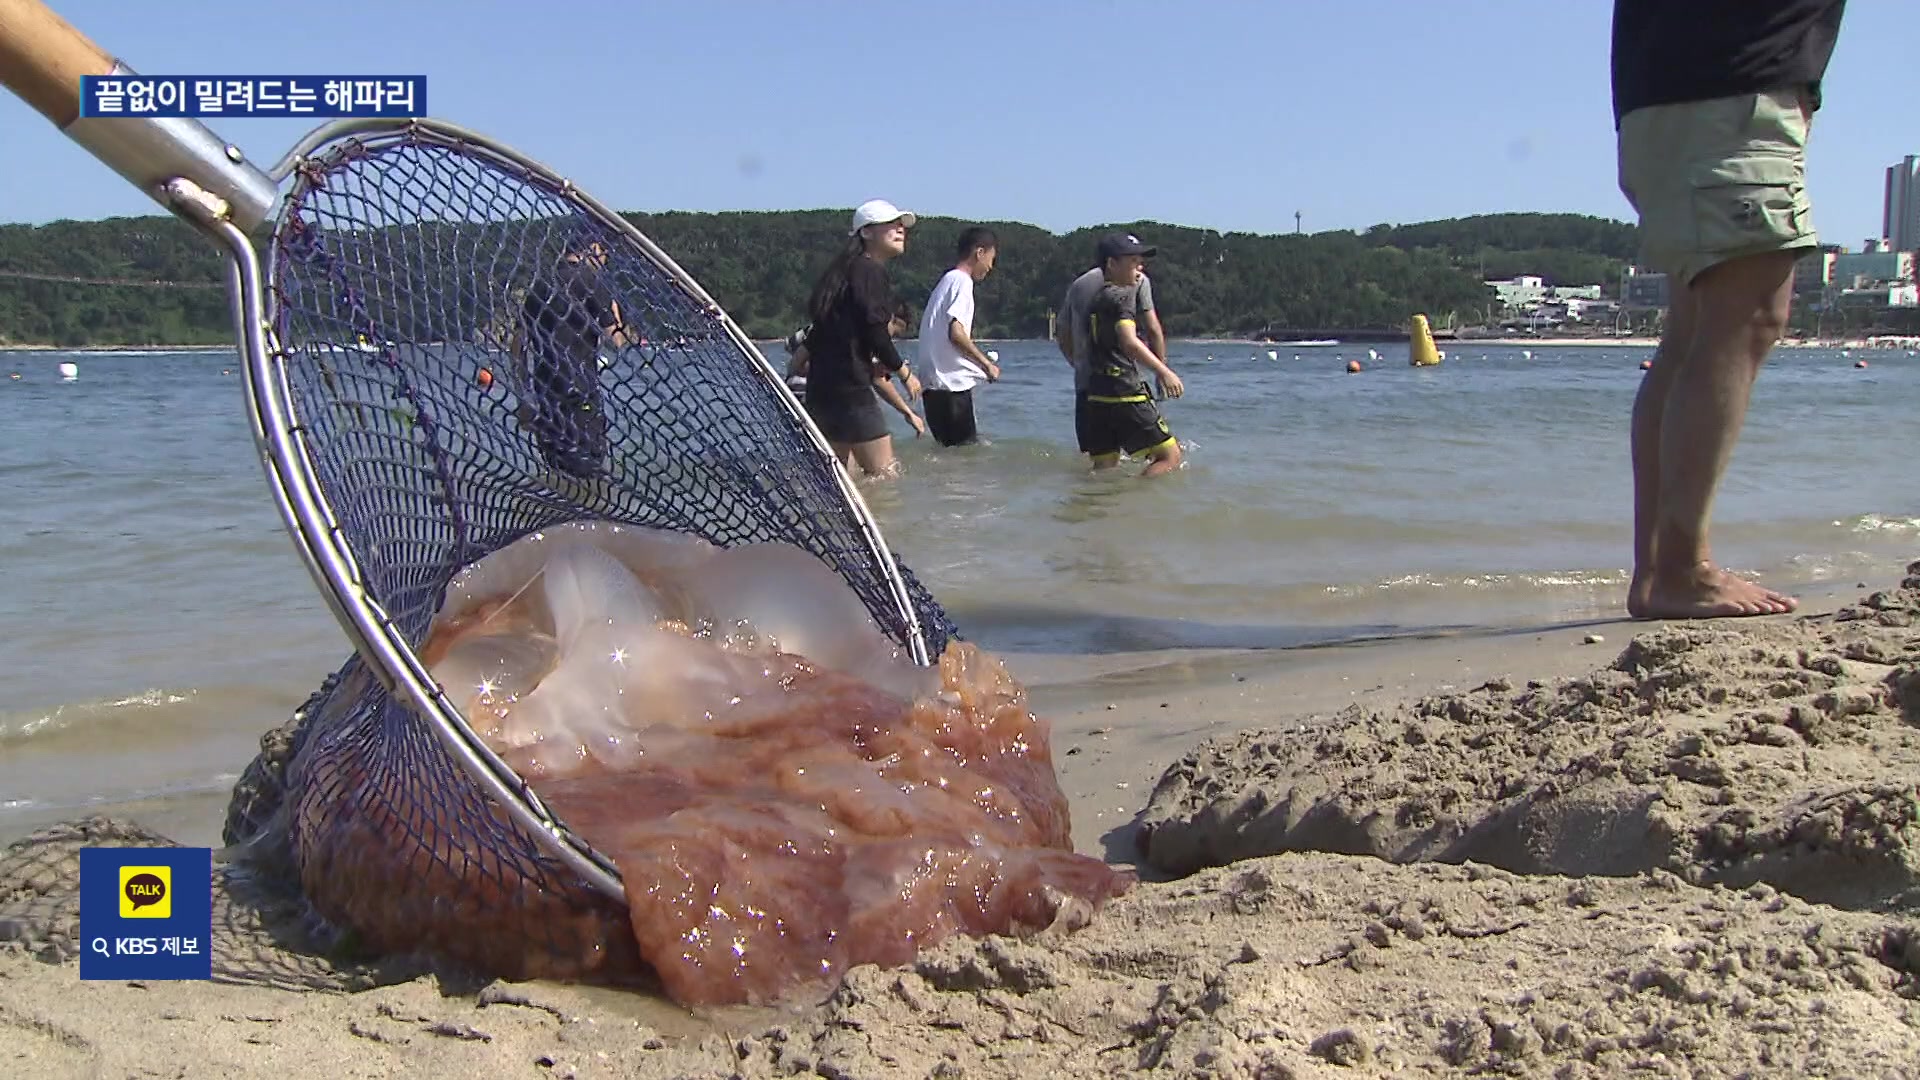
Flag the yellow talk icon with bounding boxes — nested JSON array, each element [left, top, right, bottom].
[[119, 865, 171, 919]]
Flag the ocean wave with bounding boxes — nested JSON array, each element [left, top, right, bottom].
[[1837, 513, 1920, 535], [1325, 568, 1630, 597], [0, 770, 243, 818], [0, 687, 196, 745]]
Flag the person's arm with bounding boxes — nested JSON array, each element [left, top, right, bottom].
[[1142, 307, 1166, 363], [851, 259, 915, 388], [942, 287, 999, 381], [1117, 319, 1183, 398], [1137, 275, 1166, 361], [603, 298, 636, 348], [1056, 286, 1079, 362], [872, 366, 925, 436], [948, 318, 999, 381]]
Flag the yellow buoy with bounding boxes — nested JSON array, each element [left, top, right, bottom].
[[1409, 314, 1441, 367]]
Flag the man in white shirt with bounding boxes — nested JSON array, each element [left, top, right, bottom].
[[916, 227, 1001, 447]]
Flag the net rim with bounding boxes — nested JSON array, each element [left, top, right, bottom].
[[237, 117, 931, 908]]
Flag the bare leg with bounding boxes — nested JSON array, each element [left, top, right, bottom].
[[847, 435, 900, 479], [1626, 280, 1695, 616], [1635, 251, 1800, 620], [1089, 453, 1120, 472], [1140, 439, 1183, 478]]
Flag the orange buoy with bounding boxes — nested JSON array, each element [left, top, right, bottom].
[[1640, 360, 1652, 370], [1346, 360, 1362, 373], [477, 367, 494, 387]]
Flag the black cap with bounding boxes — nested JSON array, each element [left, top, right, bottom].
[[1096, 232, 1157, 260]]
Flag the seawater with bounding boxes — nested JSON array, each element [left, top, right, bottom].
[[1, 340, 1914, 838]]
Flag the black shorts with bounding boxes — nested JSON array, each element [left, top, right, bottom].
[[521, 347, 608, 479], [1076, 391, 1173, 459], [921, 388, 978, 447], [805, 386, 890, 445]]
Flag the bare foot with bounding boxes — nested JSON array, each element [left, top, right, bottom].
[[1627, 568, 1654, 618], [1632, 562, 1798, 620]]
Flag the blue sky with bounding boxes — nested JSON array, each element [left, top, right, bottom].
[[0, 0, 1910, 248]]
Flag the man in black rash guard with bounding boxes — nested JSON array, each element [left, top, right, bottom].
[[800, 199, 923, 478], [1612, 0, 1844, 622], [515, 234, 633, 481]]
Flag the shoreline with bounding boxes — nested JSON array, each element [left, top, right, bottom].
[[0, 577, 1873, 854]]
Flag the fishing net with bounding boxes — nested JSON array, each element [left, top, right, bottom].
[[238, 121, 960, 978]]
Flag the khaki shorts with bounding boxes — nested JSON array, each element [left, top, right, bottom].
[[1616, 87, 1819, 287]]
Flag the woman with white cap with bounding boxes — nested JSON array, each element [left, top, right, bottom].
[[798, 198, 924, 478]]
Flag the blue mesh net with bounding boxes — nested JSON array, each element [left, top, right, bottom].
[[246, 124, 960, 978]]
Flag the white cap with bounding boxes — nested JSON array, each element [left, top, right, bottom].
[[849, 198, 916, 235]]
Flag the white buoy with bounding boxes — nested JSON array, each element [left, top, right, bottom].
[[1266, 349, 1278, 361], [57, 361, 77, 381], [1367, 348, 1380, 362], [1522, 349, 1533, 359], [986, 349, 999, 362]]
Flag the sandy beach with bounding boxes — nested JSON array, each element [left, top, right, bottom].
[[4, 563, 1915, 1078]]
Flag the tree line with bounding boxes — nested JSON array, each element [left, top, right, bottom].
[[0, 209, 1643, 348]]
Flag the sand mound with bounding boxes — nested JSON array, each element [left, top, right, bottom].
[[1137, 562, 1920, 914]]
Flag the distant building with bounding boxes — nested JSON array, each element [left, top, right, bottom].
[[1793, 249, 1837, 295], [1886, 155, 1920, 253], [1831, 250, 1915, 289], [1838, 283, 1918, 309], [1486, 275, 1548, 311], [1620, 265, 1669, 310], [1485, 276, 1609, 327]]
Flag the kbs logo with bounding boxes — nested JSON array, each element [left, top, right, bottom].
[[119, 865, 172, 919]]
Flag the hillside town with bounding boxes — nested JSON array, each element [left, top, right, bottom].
[[1475, 152, 1919, 347]]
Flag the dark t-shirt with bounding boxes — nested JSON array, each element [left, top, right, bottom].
[[1085, 284, 1147, 400], [804, 255, 905, 399], [521, 258, 615, 399], [1611, 0, 1846, 126]]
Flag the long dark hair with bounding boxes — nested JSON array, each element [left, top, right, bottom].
[[807, 233, 870, 326]]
